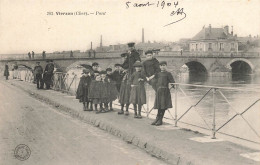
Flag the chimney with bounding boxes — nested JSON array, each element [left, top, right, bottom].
[[231, 26, 233, 36], [224, 25, 229, 35], [209, 24, 212, 33], [100, 35, 103, 48], [142, 28, 144, 43], [91, 42, 92, 50]]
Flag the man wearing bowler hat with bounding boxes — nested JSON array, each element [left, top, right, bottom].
[[34, 61, 44, 89]]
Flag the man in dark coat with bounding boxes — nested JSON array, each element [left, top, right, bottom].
[[121, 42, 141, 75], [142, 50, 160, 91], [152, 61, 175, 126], [32, 51, 35, 59], [28, 52, 31, 59], [34, 62, 44, 89], [111, 64, 124, 92], [43, 60, 54, 89], [76, 69, 92, 111]]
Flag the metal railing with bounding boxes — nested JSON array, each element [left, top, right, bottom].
[[145, 83, 260, 142], [52, 72, 78, 95]]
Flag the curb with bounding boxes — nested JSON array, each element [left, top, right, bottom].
[[10, 81, 195, 165]]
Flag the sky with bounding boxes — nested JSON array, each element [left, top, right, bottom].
[[0, 0, 259, 54]]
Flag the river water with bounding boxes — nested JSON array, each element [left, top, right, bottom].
[[10, 67, 260, 149]]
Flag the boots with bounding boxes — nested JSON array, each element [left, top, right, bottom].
[[134, 104, 138, 118], [83, 104, 87, 111], [118, 104, 124, 115], [155, 109, 165, 126], [151, 113, 160, 125], [137, 105, 142, 119]]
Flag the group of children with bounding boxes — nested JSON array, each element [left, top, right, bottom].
[[76, 56, 175, 126]]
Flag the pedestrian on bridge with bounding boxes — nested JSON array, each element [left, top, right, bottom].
[[4, 62, 9, 80], [32, 51, 35, 59], [34, 62, 44, 89], [152, 61, 175, 126], [28, 52, 31, 59]]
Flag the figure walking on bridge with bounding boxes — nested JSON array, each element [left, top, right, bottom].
[[34, 62, 43, 89], [28, 52, 31, 59], [152, 61, 175, 126], [32, 51, 35, 59]]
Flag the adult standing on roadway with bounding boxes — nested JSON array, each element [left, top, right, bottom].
[[121, 42, 141, 75], [4, 62, 9, 80], [34, 61, 44, 89], [43, 60, 54, 89]]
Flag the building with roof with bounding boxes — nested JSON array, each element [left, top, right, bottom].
[[189, 24, 238, 52]]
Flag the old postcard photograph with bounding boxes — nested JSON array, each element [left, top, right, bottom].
[[0, 0, 259, 164]]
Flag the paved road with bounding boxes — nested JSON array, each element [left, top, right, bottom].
[[0, 80, 167, 165]]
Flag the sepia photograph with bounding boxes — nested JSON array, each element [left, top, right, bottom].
[[0, 0, 259, 164]]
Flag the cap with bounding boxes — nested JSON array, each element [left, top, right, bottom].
[[120, 53, 128, 57], [82, 69, 90, 74], [92, 62, 99, 67], [127, 42, 135, 47], [100, 70, 107, 74], [36, 61, 40, 64], [133, 61, 142, 67], [145, 50, 153, 55], [159, 61, 167, 65], [106, 68, 112, 72], [114, 64, 121, 67], [94, 70, 100, 74]]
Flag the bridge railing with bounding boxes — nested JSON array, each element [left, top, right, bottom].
[[145, 83, 260, 143], [1, 50, 259, 61]]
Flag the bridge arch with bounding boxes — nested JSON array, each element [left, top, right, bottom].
[[226, 58, 254, 74], [65, 61, 93, 72], [180, 60, 208, 74]]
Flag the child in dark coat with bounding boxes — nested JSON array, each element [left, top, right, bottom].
[[100, 70, 110, 112], [129, 61, 146, 118], [76, 69, 92, 111], [118, 69, 131, 115], [152, 61, 175, 126], [106, 68, 118, 111]]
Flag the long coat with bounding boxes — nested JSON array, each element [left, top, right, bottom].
[[111, 70, 124, 92], [106, 75, 118, 102], [154, 71, 175, 109], [4, 65, 9, 77], [119, 73, 131, 104], [76, 75, 92, 103], [129, 71, 146, 105], [122, 49, 141, 75]]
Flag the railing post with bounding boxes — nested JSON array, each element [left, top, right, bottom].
[[175, 84, 178, 127], [212, 88, 217, 139]]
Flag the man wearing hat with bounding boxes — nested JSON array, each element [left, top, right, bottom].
[[112, 64, 124, 92], [152, 61, 175, 126], [76, 69, 92, 111], [90, 62, 99, 80], [143, 50, 160, 91], [43, 59, 54, 89], [34, 62, 44, 89], [121, 42, 141, 75]]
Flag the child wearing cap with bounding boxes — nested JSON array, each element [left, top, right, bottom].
[[76, 69, 92, 111], [118, 69, 131, 115], [106, 68, 118, 111], [129, 61, 146, 118], [152, 61, 175, 126]]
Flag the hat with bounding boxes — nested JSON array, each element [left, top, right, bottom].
[[152, 49, 160, 52], [82, 69, 90, 74], [114, 64, 121, 67], [36, 61, 40, 64], [120, 53, 128, 57], [94, 70, 100, 74], [127, 42, 135, 47], [92, 62, 99, 67], [100, 70, 107, 74], [159, 61, 167, 65], [133, 61, 142, 67], [145, 50, 153, 55], [106, 68, 112, 72]]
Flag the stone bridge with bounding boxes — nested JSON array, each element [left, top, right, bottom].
[[1, 51, 260, 75]]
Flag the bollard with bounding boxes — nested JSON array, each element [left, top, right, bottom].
[[212, 88, 216, 139], [174, 84, 178, 127]]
